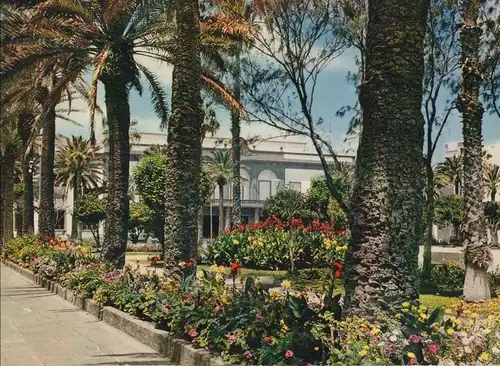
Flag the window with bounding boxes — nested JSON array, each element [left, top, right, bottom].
[[55, 210, 65, 230], [259, 180, 271, 200], [289, 182, 301, 192]]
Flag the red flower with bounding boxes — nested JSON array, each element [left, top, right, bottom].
[[37, 239, 43, 245], [230, 262, 241, 275], [264, 336, 273, 344], [312, 220, 321, 231], [334, 270, 342, 278], [185, 260, 193, 267], [333, 261, 344, 270], [45, 234, 52, 241]]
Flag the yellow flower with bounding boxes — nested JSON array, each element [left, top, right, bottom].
[[480, 352, 489, 361], [363, 345, 370, 350], [447, 328, 455, 336], [281, 280, 292, 289], [402, 302, 410, 308], [196, 270, 205, 280], [370, 328, 381, 335], [280, 319, 289, 332], [80, 248, 88, 255], [221, 294, 229, 304], [215, 273, 224, 282], [233, 239, 239, 245], [359, 350, 368, 357], [419, 305, 427, 311], [178, 261, 186, 267], [407, 352, 416, 359], [336, 245, 348, 252], [332, 240, 338, 246], [324, 239, 332, 249], [419, 313, 428, 320]]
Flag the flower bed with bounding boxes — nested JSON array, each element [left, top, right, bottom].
[[3, 235, 500, 365], [203, 215, 349, 272]]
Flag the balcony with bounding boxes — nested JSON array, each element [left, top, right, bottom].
[[209, 198, 264, 208]]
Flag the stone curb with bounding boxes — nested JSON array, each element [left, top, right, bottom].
[[1, 259, 229, 366]]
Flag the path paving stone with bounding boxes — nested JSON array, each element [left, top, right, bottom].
[[0, 264, 175, 366]]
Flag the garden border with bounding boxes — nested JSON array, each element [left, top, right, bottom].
[[1, 259, 229, 366]]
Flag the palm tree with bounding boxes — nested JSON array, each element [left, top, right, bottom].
[[0, 114, 22, 244], [436, 155, 463, 195], [164, 0, 202, 280], [459, 0, 491, 301], [205, 150, 232, 236], [1, 0, 242, 266], [484, 164, 500, 202], [344, 0, 429, 318], [55, 136, 101, 241]]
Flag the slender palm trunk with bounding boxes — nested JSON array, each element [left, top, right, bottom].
[[0, 152, 4, 240], [38, 107, 56, 236], [344, 0, 428, 318], [2, 147, 15, 243], [492, 190, 496, 202], [423, 162, 434, 276], [164, 0, 202, 279], [460, 0, 491, 301], [218, 183, 224, 235], [231, 52, 242, 227], [102, 80, 131, 267], [71, 176, 79, 239], [18, 113, 34, 234]]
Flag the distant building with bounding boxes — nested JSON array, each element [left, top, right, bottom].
[[24, 133, 354, 240]]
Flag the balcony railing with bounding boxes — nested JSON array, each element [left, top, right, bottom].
[[209, 198, 264, 207]]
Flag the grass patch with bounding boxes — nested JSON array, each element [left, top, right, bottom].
[[419, 294, 461, 310], [125, 252, 162, 256]]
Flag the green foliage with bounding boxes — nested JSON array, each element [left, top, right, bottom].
[[74, 195, 106, 226], [430, 260, 465, 290], [262, 188, 312, 222], [133, 154, 167, 216], [434, 195, 463, 227], [129, 202, 155, 244]]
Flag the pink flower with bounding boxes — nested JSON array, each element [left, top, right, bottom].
[[162, 306, 170, 313], [187, 329, 198, 338], [138, 288, 145, 294], [255, 313, 263, 320], [243, 351, 253, 360], [427, 343, 439, 354], [284, 350, 294, 359], [409, 357, 417, 365], [214, 305, 222, 313], [409, 334, 421, 344], [226, 332, 237, 343]]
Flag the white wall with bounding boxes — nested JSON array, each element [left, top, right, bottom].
[[285, 168, 323, 193]]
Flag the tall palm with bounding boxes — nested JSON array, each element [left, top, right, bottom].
[[55, 136, 101, 241], [436, 155, 463, 195], [484, 164, 500, 202], [460, 0, 491, 301], [1, 0, 242, 266], [164, 0, 203, 280], [344, 0, 429, 318], [0, 114, 22, 244], [205, 150, 232, 235]]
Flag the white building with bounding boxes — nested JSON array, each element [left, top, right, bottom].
[[23, 133, 354, 240]]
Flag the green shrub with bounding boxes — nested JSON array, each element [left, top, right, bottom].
[[430, 260, 465, 290], [3, 235, 39, 260]]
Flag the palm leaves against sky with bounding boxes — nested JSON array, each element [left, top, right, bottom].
[[484, 164, 500, 202], [55, 135, 101, 191], [436, 155, 463, 195]]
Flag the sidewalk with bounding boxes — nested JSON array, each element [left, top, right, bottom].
[[0, 264, 175, 366]]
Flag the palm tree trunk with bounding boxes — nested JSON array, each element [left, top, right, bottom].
[[18, 113, 35, 234], [71, 175, 79, 240], [102, 79, 131, 267], [423, 162, 434, 277], [460, 0, 491, 301], [218, 183, 224, 235], [492, 189, 496, 202], [344, 0, 428, 318], [2, 147, 16, 243], [38, 107, 56, 236], [231, 51, 242, 227], [164, 0, 202, 280], [0, 152, 4, 239]]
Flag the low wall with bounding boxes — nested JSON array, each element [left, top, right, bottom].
[[0, 260, 229, 366], [418, 246, 500, 271]]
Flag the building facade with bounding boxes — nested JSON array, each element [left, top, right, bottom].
[[23, 133, 354, 240]]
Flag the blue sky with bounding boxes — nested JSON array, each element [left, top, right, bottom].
[[57, 50, 500, 163]]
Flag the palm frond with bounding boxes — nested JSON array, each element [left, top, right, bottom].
[[136, 62, 169, 128], [201, 73, 245, 115]]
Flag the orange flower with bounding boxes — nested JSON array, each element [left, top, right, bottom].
[[230, 262, 241, 275]]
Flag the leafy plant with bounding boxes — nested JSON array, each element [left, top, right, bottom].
[[430, 260, 465, 291]]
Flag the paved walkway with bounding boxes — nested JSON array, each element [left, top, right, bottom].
[[0, 264, 175, 366]]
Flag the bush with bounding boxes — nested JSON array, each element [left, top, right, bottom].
[[430, 260, 465, 291], [261, 188, 313, 223], [203, 214, 349, 272]]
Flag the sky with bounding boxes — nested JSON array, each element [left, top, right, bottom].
[[57, 49, 500, 163]]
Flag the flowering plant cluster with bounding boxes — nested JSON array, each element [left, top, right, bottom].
[[204, 214, 349, 272], [4, 235, 500, 365]]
